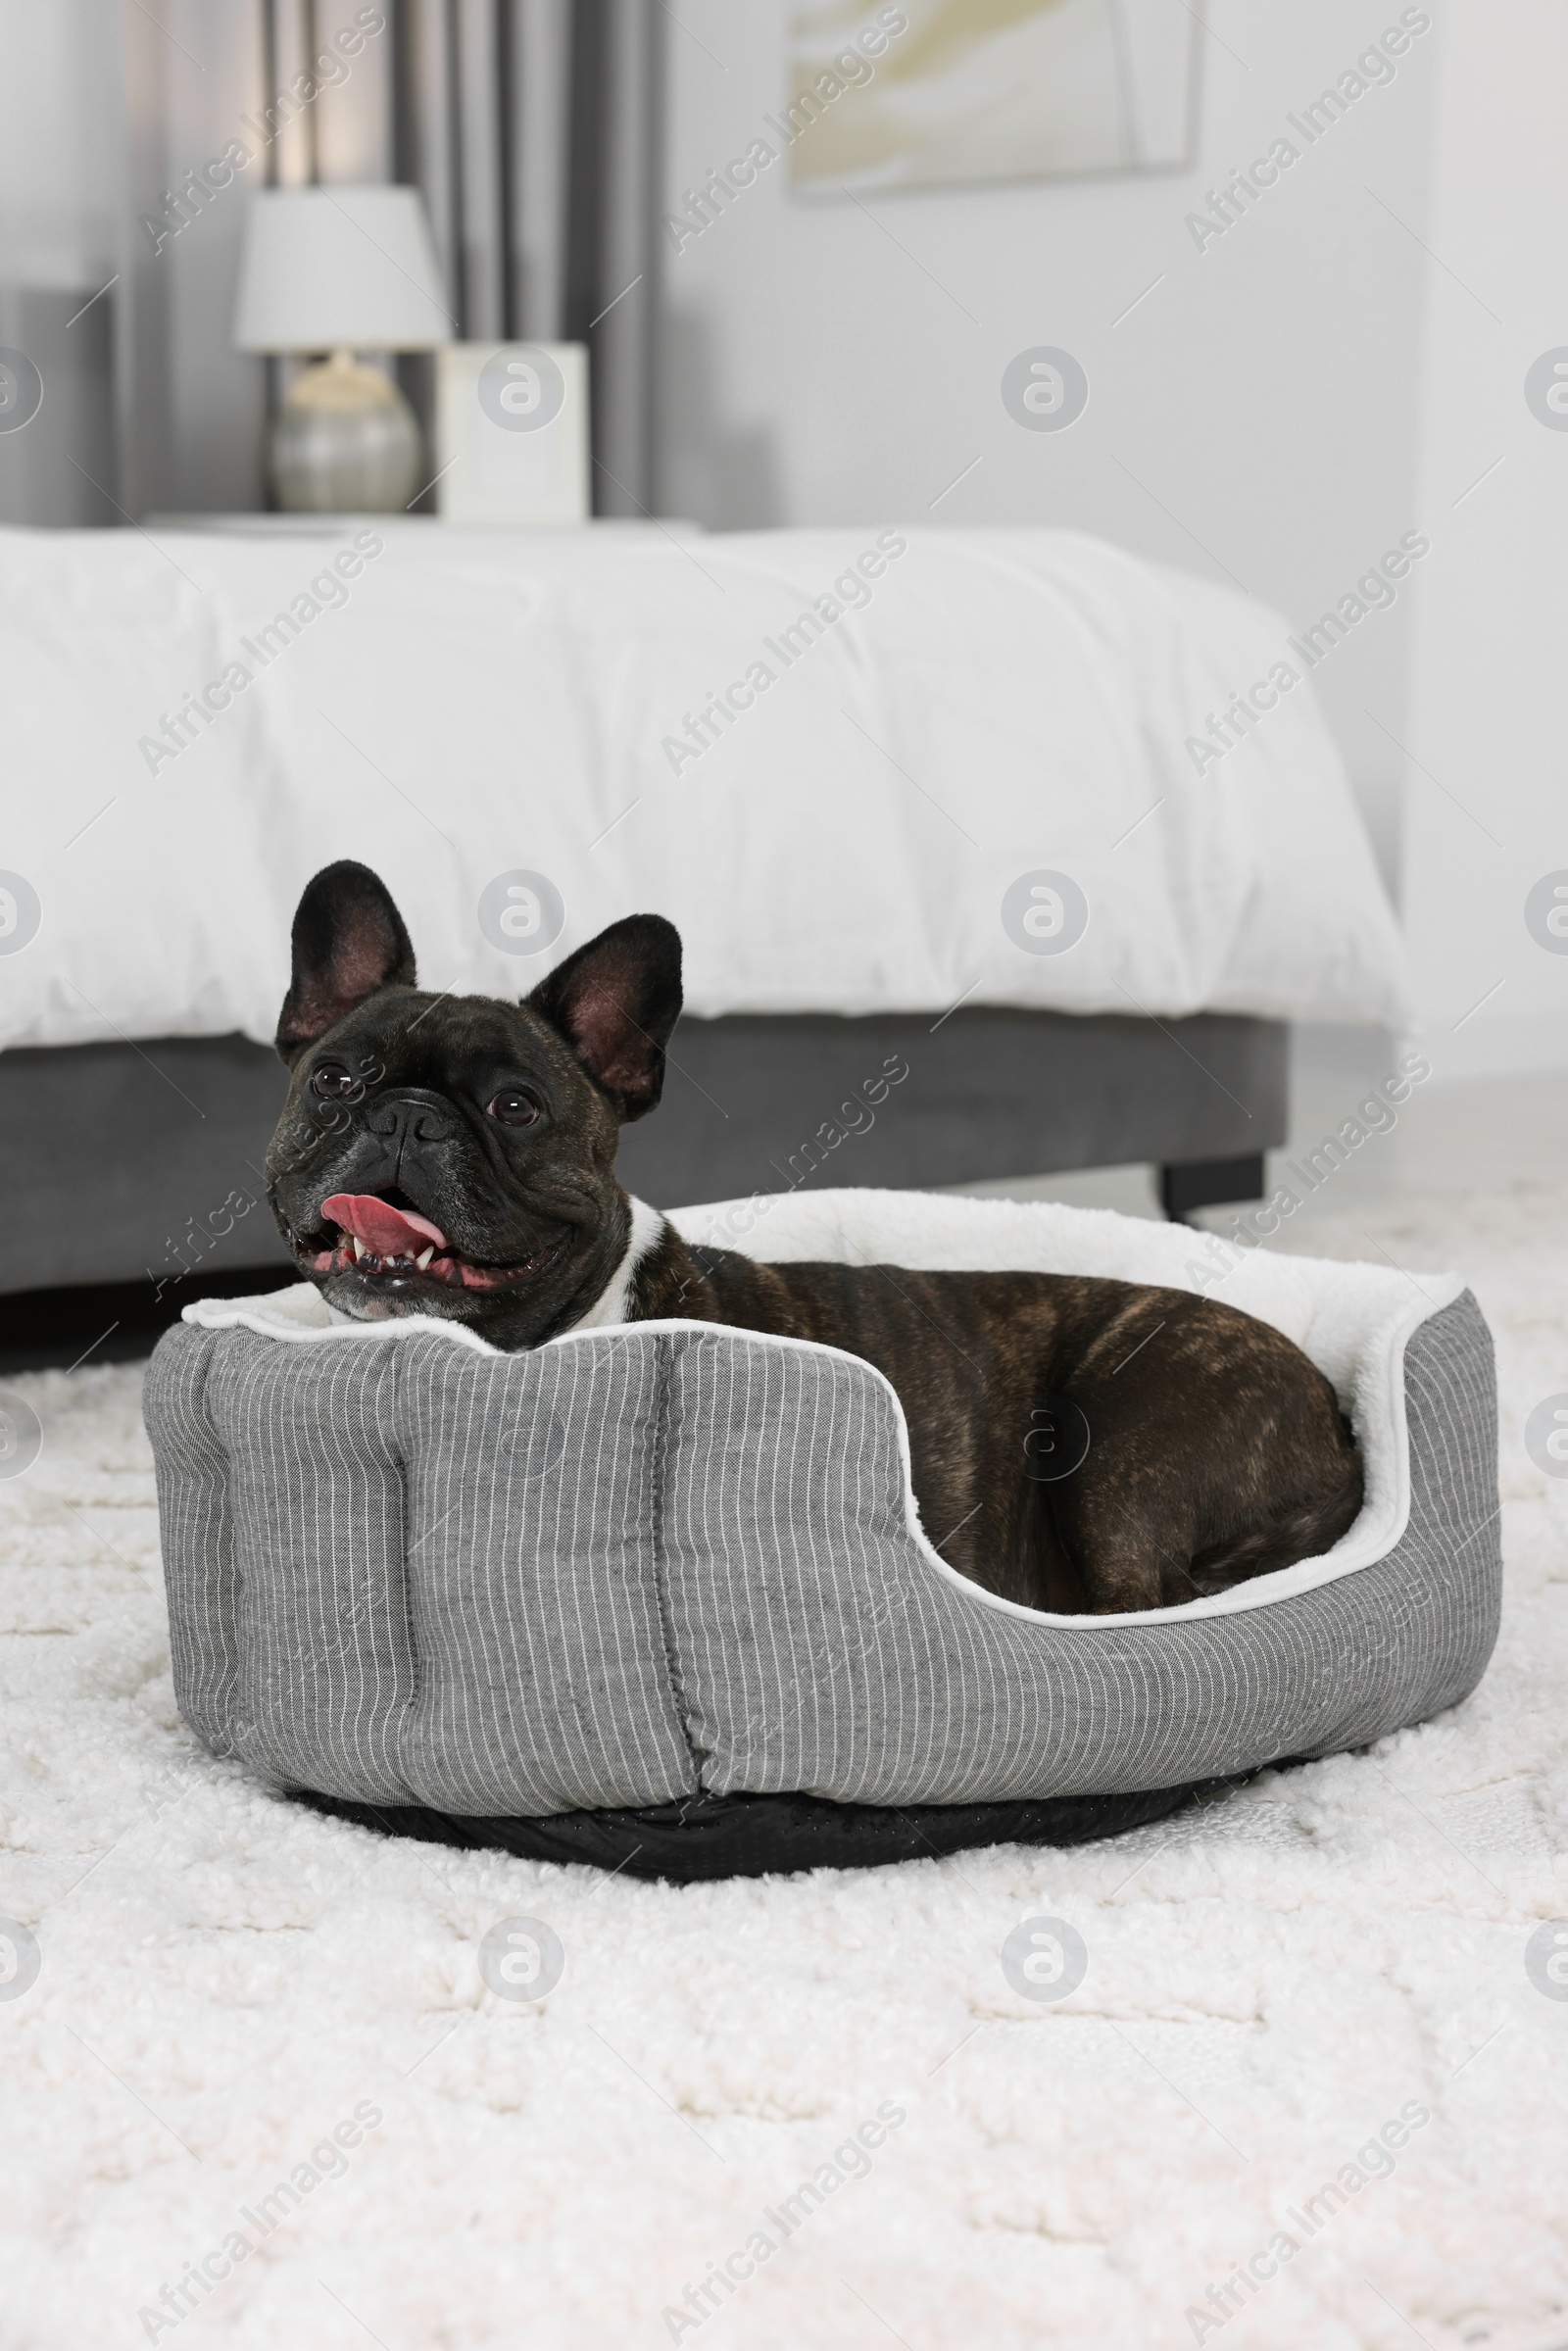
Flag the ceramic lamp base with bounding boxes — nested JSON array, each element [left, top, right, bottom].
[[270, 349, 421, 514]]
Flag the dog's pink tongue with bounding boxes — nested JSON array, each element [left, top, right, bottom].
[[321, 1194, 447, 1256]]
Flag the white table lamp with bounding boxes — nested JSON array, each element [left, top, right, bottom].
[[233, 186, 451, 513]]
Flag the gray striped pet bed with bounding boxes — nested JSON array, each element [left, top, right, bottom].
[[143, 1190, 1500, 1872]]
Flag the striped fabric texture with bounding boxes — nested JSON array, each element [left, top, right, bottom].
[[143, 1292, 1500, 1815]]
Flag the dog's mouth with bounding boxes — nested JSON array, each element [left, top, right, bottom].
[[288, 1190, 567, 1294]]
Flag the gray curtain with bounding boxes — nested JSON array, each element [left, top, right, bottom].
[[0, 0, 121, 524], [386, 0, 660, 514], [112, 0, 659, 518]]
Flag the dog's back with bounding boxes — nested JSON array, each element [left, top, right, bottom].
[[628, 1234, 1363, 1614]]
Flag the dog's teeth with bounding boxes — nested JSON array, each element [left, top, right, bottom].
[[416, 1247, 434, 1271], [352, 1236, 366, 1261]]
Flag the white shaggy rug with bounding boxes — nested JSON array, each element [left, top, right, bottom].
[[2, 1183, 1566, 2351]]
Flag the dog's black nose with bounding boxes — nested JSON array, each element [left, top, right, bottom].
[[365, 1092, 457, 1147]]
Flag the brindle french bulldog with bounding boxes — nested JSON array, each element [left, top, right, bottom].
[[266, 861, 1362, 1615]]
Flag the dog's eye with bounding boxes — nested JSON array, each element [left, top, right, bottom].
[[311, 1060, 357, 1100], [487, 1088, 541, 1128]]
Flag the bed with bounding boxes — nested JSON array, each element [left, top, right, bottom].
[[0, 520, 1409, 1298]]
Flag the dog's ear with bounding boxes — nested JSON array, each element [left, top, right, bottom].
[[275, 861, 417, 1065], [527, 914, 682, 1123]]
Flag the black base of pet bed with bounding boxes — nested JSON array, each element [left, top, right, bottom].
[[293, 1778, 1240, 1883]]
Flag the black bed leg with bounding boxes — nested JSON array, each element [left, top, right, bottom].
[[1159, 1153, 1266, 1221]]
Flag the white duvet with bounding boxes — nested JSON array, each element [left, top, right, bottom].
[[0, 520, 1411, 1051]]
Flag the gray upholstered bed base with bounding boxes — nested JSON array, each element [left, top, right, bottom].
[[1, 1008, 1286, 1295], [144, 1291, 1498, 1820]]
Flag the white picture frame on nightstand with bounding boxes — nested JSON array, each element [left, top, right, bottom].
[[434, 341, 590, 524]]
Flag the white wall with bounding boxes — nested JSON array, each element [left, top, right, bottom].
[[1401, 0, 1568, 1081], [656, 0, 1440, 898]]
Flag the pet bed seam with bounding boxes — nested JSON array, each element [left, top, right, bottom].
[[645, 1332, 708, 1779], [387, 1343, 422, 1804], [193, 1326, 244, 1745]]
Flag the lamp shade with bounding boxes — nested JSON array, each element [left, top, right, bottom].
[[233, 186, 451, 354]]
